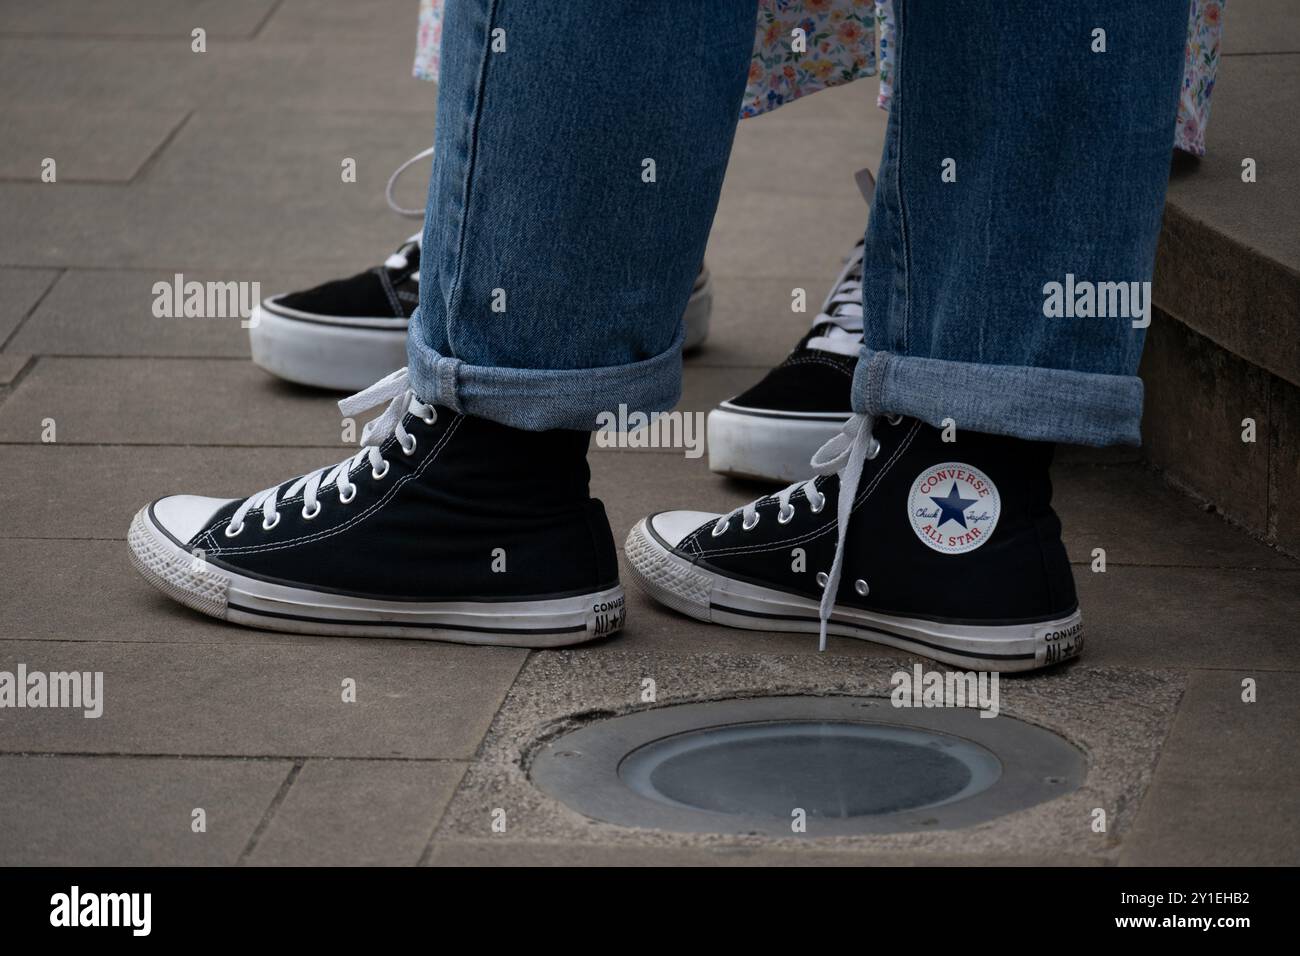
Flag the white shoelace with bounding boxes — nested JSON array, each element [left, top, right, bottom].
[[804, 241, 865, 357], [225, 369, 433, 537], [380, 146, 436, 279], [385, 146, 434, 219], [715, 413, 881, 651]]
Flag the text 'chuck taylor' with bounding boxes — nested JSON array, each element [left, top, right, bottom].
[[128, 369, 625, 647]]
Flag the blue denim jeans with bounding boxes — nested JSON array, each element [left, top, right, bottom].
[[853, 0, 1189, 446], [408, 0, 757, 430], [410, 0, 1188, 446]]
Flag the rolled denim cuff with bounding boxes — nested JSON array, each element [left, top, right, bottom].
[[406, 320, 686, 432], [852, 349, 1144, 447]]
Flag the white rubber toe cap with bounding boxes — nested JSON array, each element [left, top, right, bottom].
[[150, 495, 238, 545], [648, 510, 721, 549]]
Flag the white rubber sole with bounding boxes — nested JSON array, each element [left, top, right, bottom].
[[249, 300, 409, 392], [625, 518, 1083, 671], [707, 404, 851, 483], [250, 270, 714, 392], [128, 507, 625, 647]]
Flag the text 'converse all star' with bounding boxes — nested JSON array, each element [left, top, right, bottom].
[[128, 369, 626, 646]]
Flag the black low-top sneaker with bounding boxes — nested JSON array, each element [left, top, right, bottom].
[[628, 415, 1082, 671], [127, 369, 625, 646]]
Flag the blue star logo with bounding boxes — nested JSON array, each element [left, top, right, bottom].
[[930, 482, 977, 529]]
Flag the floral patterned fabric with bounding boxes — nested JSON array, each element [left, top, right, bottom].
[[413, 0, 1223, 155]]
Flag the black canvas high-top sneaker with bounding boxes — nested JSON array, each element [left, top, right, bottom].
[[708, 170, 877, 483], [628, 415, 1082, 671], [128, 369, 625, 646]]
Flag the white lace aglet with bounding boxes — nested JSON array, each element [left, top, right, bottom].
[[818, 619, 828, 653]]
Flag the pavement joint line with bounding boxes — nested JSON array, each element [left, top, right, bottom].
[[236, 759, 302, 865], [127, 109, 195, 185], [416, 764, 471, 867], [0, 267, 60, 351], [251, 0, 288, 39]]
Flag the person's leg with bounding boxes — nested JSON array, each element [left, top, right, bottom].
[[633, 0, 1188, 669], [128, 0, 758, 644], [410, 0, 756, 430], [855, 0, 1187, 445]]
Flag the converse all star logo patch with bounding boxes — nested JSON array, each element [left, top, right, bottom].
[[908, 462, 1001, 554]]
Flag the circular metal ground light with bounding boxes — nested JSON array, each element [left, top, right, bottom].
[[530, 696, 1085, 836]]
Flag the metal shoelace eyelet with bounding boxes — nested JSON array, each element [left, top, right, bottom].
[[261, 512, 280, 531], [855, 578, 870, 597], [372, 460, 390, 480], [809, 494, 826, 514], [866, 437, 881, 460], [339, 484, 357, 504], [224, 522, 244, 538], [711, 519, 730, 538], [401, 435, 417, 456], [421, 406, 437, 426], [742, 512, 760, 531], [816, 571, 829, 588], [777, 505, 795, 525], [886, 414, 903, 426], [301, 502, 322, 520]]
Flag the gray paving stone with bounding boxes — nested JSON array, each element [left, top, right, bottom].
[[0, 181, 411, 272], [0, 106, 187, 181], [0, 357, 350, 445], [707, 191, 867, 279], [724, 107, 883, 202], [0, 538, 363, 648], [248, 759, 465, 866], [1076, 565, 1300, 670], [0, 639, 525, 759], [0, 0, 277, 38], [0, 34, 423, 117], [1123, 669, 1300, 865], [0, 267, 58, 344], [257, 0, 422, 45], [0, 754, 289, 866], [0, 445, 342, 539], [1221, 0, 1300, 56], [0, 353, 29, 384], [1053, 463, 1296, 569], [142, 108, 435, 199], [694, 273, 843, 369], [5, 268, 335, 358]]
